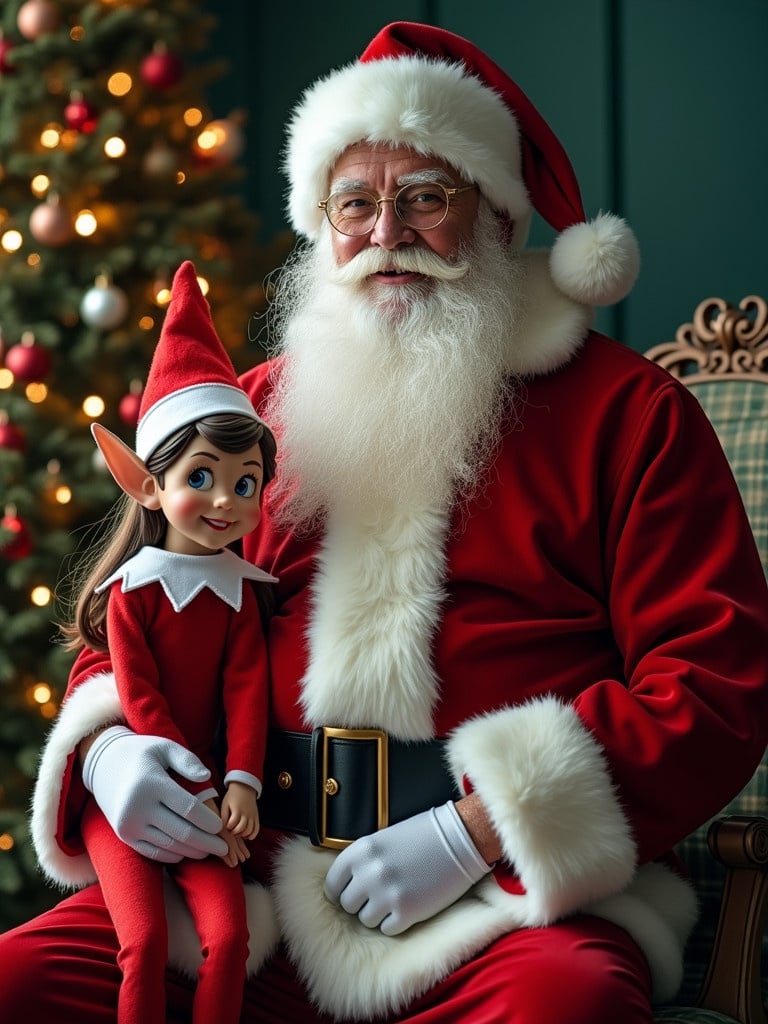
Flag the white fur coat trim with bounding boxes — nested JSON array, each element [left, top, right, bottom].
[[32, 672, 123, 888], [447, 696, 637, 923], [272, 839, 695, 1017], [300, 505, 448, 737]]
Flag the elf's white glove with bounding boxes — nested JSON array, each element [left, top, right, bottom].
[[323, 800, 492, 935], [82, 725, 228, 862]]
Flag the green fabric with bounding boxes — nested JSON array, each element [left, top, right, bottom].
[[662, 378, 768, 1009]]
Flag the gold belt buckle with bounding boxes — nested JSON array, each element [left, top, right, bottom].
[[318, 726, 389, 849]]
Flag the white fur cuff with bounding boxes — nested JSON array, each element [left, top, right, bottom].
[[447, 696, 637, 922]]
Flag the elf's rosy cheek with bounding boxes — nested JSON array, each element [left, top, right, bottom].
[[168, 491, 207, 518]]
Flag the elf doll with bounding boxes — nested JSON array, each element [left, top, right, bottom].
[[42, 260, 277, 1024]]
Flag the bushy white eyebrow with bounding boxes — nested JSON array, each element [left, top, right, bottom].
[[397, 169, 455, 187], [329, 168, 456, 193]]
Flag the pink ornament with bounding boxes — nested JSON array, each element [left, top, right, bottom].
[[140, 50, 184, 91], [0, 38, 16, 74], [29, 199, 73, 246], [5, 336, 52, 382], [119, 390, 143, 426], [17, 0, 60, 40]]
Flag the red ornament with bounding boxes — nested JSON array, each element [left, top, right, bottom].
[[0, 38, 16, 74], [5, 335, 52, 382], [140, 49, 184, 91], [0, 418, 26, 452], [119, 390, 143, 426], [64, 96, 98, 134], [1, 513, 32, 561], [17, 0, 60, 40], [29, 198, 73, 246]]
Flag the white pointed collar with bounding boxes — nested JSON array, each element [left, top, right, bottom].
[[95, 546, 278, 613]]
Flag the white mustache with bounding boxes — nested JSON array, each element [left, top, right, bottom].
[[328, 247, 470, 286]]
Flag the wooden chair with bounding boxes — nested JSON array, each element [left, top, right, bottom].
[[645, 296, 768, 1024]]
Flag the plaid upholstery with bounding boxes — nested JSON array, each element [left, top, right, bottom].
[[655, 1011, 741, 1024], [654, 377, 768, 1020]]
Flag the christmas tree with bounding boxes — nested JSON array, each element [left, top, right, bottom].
[[0, 0, 291, 930]]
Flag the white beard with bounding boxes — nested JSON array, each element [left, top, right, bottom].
[[264, 204, 523, 529]]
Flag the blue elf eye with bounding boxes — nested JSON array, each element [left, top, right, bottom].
[[235, 475, 257, 498], [188, 468, 214, 490]]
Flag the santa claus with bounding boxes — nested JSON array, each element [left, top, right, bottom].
[[4, 21, 768, 1024]]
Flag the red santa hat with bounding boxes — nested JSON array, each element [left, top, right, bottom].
[[284, 21, 639, 307], [135, 260, 262, 461]]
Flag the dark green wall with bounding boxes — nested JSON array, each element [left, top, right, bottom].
[[204, 1, 768, 352]]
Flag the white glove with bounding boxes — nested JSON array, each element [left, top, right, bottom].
[[323, 800, 492, 935], [82, 725, 228, 862]]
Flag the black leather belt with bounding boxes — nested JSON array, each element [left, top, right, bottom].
[[259, 727, 460, 849]]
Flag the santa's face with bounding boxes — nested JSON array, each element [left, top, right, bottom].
[[265, 172, 522, 528], [327, 144, 480, 294]]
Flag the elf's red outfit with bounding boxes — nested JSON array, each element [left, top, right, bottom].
[[81, 546, 272, 1024]]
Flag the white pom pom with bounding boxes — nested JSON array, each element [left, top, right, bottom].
[[549, 212, 640, 307]]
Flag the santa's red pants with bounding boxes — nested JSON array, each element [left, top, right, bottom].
[[80, 801, 249, 1024], [0, 883, 653, 1023]]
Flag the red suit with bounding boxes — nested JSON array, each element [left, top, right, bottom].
[[12, 259, 768, 1022], [54, 546, 273, 1024]]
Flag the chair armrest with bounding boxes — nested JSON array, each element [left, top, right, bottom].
[[696, 815, 768, 1024]]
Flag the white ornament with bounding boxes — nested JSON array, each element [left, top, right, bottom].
[[80, 279, 130, 329]]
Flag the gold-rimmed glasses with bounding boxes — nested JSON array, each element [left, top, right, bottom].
[[318, 182, 477, 236]]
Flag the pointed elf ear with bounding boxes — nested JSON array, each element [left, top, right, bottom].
[[91, 423, 161, 509]]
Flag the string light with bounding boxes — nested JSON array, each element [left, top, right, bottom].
[[40, 125, 62, 148], [31, 174, 50, 196], [0, 834, 13, 852], [107, 72, 132, 96], [1, 229, 23, 252], [183, 107, 203, 127], [138, 315, 155, 331], [104, 136, 126, 159], [32, 682, 52, 704], [82, 394, 105, 418], [194, 125, 220, 155], [31, 586, 52, 607], [74, 209, 97, 236], [25, 382, 48, 403], [0, 368, 13, 389], [196, 275, 209, 296], [25, 681, 59, 719]]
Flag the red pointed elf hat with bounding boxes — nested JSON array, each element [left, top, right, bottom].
[[284, 22, 639, 307], [135, 261, 261, 460]]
